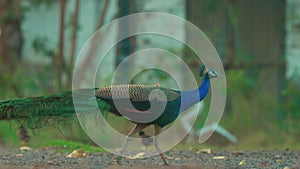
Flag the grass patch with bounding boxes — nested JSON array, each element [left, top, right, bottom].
[[0, 121, 19, 147], [45, 139, 106, 153]]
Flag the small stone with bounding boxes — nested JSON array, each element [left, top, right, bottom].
[[47, 160, 55, 165], [260, 162, 266, 167], [232, 151, 244, 155]]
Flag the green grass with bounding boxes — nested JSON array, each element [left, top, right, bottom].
[[45, 139, 105, 153], [1, 119, 300, 152], [0, 121, 19, 146]]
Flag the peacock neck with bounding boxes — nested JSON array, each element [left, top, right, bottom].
[[179, 75, 210, 113]]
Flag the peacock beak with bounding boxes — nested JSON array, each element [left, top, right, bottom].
[[207, 69, 220, 78]]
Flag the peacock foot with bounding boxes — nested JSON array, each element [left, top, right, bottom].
[[162, 158, 169, 166], [116, 156, 123, 165]]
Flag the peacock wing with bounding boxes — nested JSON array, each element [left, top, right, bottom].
[[94, 84, 181, 121], [95, 84, 180, 102]]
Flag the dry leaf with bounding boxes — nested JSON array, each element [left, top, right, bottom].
[[212, 156, 225, 160], [174, 157, 181, 161], [165, 156, 174, 160], [67, 150, 88, 158], [127, 152, 145, 159], [20, 146, 32, 151], [15, 154, 23, 157], [239, 160, 246, 165], [200, 148, 212, 154]]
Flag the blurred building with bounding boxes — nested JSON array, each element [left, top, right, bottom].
[[18, 0, 300, 83], [286, 0, 300, 80], [21, 0, 185, 79]]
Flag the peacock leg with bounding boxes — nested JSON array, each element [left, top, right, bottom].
[[117, 123, 148, 165], [154, 124, 169, 165]]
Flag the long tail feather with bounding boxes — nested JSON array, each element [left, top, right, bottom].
[[0, 89, 110, 128]]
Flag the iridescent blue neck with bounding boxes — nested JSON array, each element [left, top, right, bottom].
[[179, 75, 210, 113]]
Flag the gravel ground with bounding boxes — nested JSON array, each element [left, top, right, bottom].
[[0, 148, 299, 169]]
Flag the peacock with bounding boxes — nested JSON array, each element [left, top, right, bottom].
[[0, 65, 219, 165], [139, 131, 153, 147], [18, 125, 31, 147], [139, 131, 153, 151]]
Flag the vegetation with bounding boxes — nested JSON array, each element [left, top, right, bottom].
[[0, 66, 299, 150], [0, 0, 299, 151]]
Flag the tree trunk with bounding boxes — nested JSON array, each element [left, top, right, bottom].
[[115, 0, 136, 66], [115, 0, 136, 82], [56, 0, 67, 90], [0, 0, 24, 70], [75, 0, 110, 83], [67, 0, 80, 85]]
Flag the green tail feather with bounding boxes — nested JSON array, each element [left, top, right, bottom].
[[0, 89, 111, 128]]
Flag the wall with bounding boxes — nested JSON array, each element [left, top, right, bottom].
[[286, 0, 300, 80], [21, 0, 117, 64]]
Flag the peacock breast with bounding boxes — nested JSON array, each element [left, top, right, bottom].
[[152, 99, 181, 127]]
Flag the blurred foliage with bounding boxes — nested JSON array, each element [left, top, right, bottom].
[[189, 69, 300, 149], [0, 64, 55, 99], [284, 83, 300, 118], [2, 0, 57, 25], [0, 0, 299, 151], [193, 70, 257, 130], [220, 70, 299, 149], [0, 63, 300, 150], [2, 7, 24, 25], [202, 0, 221, 14], [226, 70, 256, 97], [131, 69, 179, 90], [24, 0, 57, 9], [0, 122, 19, 146], [281, 82, 300, 134], [32, 36, 55, 58]]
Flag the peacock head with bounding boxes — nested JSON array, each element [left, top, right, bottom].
[[199, 65, 219, 78]]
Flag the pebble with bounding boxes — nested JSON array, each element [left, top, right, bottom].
[[0, 148, 299, 169]]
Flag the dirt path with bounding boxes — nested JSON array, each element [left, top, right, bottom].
[[0, 148, 299, 169]]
